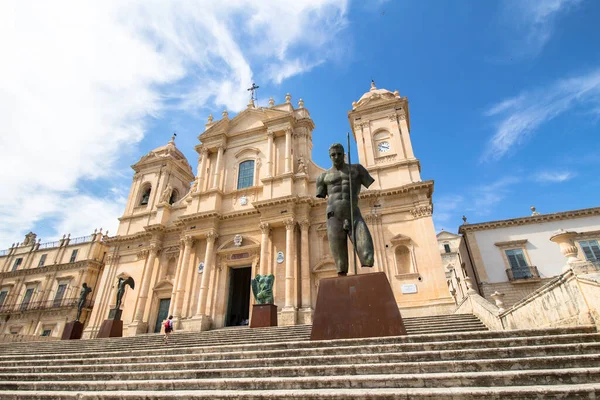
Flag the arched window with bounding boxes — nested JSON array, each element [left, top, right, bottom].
[[395, 245, 412, 275], [237, 160, 255, 189], [169, 190, 178, 205], [140, 185, 151, 206]]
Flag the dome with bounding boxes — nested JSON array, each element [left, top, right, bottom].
[[354, 81, 399, 107]]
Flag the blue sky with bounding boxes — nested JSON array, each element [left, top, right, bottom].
[[1, 0, 599, 248]]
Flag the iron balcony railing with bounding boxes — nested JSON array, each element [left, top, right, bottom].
[[0, 297, 94, 314], [506, 265, 540, 281]]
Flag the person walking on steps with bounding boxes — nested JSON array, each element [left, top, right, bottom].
[[163, 315, 174, 344]]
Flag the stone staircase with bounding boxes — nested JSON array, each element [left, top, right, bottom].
[[0, 314, 599, 399]]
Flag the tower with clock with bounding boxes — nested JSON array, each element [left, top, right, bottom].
[[348, 81, 421, 190]]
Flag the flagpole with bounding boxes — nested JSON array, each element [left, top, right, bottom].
[[347, 132, 358, 276]]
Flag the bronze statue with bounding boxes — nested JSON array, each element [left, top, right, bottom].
[[114, 277, 135, 310], [316, 143, 375, 276], [75, 283, 92, 322], [251, 274, 275, 304]]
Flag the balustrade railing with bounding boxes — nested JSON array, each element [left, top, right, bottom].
[[0, 297, 93, 314], [506, 265, 540, 281]]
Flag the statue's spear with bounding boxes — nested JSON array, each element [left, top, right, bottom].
[[347, 132, 359, 276]]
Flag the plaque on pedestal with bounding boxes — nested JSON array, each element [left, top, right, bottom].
[[61, 321, 84, 340], [250, 304, 278, 328], [310, 272, 406, 340]]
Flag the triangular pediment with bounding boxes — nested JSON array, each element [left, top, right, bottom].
[[390, 233, 412, 244], [228, 107, 290, 135], [436, 231, 460, 239]]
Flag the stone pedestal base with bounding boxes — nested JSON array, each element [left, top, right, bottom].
[[97, 319, 123, 338], [61, 321, 83, 340], [127, 321, 148, 336], [182, 315, 212, 332], [297, 307, 314, 325], [567, 261, 600, 275], [278, 307, 297, 326], [250, 304, 278, 328], [310, 272, 407, 340]]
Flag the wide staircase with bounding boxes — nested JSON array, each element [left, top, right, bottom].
[[0, 313, 599, 399]]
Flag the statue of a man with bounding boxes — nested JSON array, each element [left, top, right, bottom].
[[316, 143, 375, 276], [114, 277, 135, 310], [76, 283, 92, 322]]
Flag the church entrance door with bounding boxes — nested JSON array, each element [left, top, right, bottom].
[[226, 266, 251, 327], [154, 298, 170, 333]]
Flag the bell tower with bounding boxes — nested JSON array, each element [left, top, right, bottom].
[[118, 135, 194, 235], [348, 81, 421, 190]]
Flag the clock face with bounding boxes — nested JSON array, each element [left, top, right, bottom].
[[378, 141, 390, 153]]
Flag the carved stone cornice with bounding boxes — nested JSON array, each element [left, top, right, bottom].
[[284, 218, 296, 231], [136, 249, 149, 260], [375, 154, 397, 164], [206, 230, 219, 243], [459, 207, 600, 234], [364, 213, 381, 224], [411, 205, 433, 218], [298, 220, 310, 230], [0, 260, 103, 280], [259, 222, 271, 235], [358, 180, 434, 201]]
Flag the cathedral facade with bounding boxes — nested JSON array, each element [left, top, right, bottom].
[[83, 83, 454, 338]]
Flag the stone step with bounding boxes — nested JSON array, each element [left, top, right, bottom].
[[0, 329, 596, 364], [3, 384, 600, 400], [3, 341, 598, 373], [2, 384, 600, 400], [2, 367, 600, 391], [3, 353, 600, 381]]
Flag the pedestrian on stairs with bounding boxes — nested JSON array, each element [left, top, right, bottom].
[[163, 315, 174, 344]]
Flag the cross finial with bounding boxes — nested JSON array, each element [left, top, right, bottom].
[[247, 82, 259, 104]]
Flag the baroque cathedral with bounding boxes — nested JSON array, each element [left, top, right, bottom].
[[80, 82, 453, 338]]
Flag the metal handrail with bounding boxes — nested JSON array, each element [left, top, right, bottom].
[[69, 235, 94, 245], [506, 265, 540, 281], [37, 240, 62, 250], [0, 297, 94, 314]]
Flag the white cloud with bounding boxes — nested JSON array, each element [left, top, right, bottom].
[[433, 194, 464, 230], [0, 1, 348, 248], [482, 68, 600, 161], [502, 0, 582, 58], [534, 170, 576, 183], [468, 177, 521, 217]]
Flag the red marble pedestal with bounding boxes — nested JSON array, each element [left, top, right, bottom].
[[61, 321, 83, 340], [97, 319, 123, 338], [310, 272, 407, 340], [250, 304, 278, 328]]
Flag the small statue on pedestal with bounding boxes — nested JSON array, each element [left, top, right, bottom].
[[251, 274, 274, 304], [75, 283, 93, 322]]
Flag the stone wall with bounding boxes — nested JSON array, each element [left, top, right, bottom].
[[500, 270, 597, 330], [480, 279, 553, 308]]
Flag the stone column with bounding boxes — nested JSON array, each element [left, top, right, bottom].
[[173, 236, 194, 319], [266, 131, 274, 177], [259, 223, 271, 276], [284, 218, 296, 308], [133, 245, 159, 322], [196, 147, 208, 193], [195, 230, 218, 317], [212, 145, 224, 189], [168, 244, 184, 316], [299, 220, 311, 309], [284, 129, 292, 173]]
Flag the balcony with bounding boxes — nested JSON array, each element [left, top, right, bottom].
[[0, 297, 94, 315], [506, 265, 540, 282]]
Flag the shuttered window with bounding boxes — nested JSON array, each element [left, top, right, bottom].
[[579, 240, 600, 261], [505, 249, 528, 269]]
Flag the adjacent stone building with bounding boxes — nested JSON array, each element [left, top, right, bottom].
[[61, 82, 452, 338], [0, 231, 107, 337], [458, 206, 600, 307]]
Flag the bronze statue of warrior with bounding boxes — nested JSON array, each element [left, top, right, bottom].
[[316, 143, 375, 276]]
